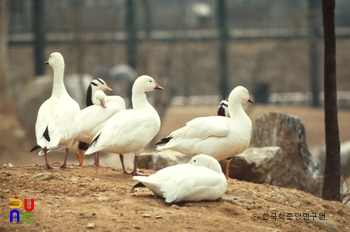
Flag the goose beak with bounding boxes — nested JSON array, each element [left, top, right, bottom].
[[100, 99, 107, 108], [44, 61, 49, 65], [105, 86, 113, 92], [154, 83, 164, 90], [248, 98, 254, 104]]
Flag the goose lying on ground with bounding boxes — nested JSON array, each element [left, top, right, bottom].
[[156, 86, 253, 178], [85, 75, 163, 175], [31, 52, 81, 169], [133, 154, 227, 203]]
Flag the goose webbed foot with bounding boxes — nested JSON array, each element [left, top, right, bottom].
[[60, 148, 69, 169]]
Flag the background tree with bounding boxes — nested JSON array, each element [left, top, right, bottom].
[[32, 0, 45, 76], [0, 0, 11, 97], [126, 0, 138, 70], [308, 0, 321, 107], [217, 0, 229, 99], [322, 0, 340, 201]]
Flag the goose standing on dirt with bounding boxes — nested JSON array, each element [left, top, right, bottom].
[[133, 154, 227, 203], [31, 78, 114, 164], [76, 90, 126, 167], [32, 52, 81, 169], [85, 75, 163, 175], [75, 78, 113, 166], [156, 86, 253, 178]]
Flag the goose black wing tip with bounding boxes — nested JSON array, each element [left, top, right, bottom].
[[132, 182, 146, 189], [89, 133, 101, 147], [78, 141, 89, 151], [155, 136, 173, 145], [30, 145, 41, 153]]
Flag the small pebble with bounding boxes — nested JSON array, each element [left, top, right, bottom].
[[1, 171, 11, 176], [97, 196, 109, 202], [142, 213, 151, 218], [170, 205, 180, 210], [32, 173, 54, 180], [86, 223, 95, 229]]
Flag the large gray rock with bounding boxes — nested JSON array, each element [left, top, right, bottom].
[[18, 74, 93, 139], [138, 151, 191, 170], [251, 112, 322, 196], [221, 147, 283, 183]]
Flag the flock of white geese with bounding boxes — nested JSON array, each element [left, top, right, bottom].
[[30, 52, 254, 203]]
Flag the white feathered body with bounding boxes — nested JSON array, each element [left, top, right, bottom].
[[157, 111, 251, 161], [76, 96, 126, 143], [86, 107, 160, 154], [85, 75, 162, 156], [134, 159, 227, 203], [156, 86, 252, 161], [35, 69, 80, 150]]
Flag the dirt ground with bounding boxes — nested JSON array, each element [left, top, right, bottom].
[[1, 163, 350, 232], [1, 95, 350, 231]]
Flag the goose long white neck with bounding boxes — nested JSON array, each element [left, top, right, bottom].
[[51, 64, 68, 97], [132, 90, 153, 110], [228, 100, 250, 124]]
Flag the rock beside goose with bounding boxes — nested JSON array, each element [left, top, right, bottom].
[[85, 75, 163, 175], [156, 86, 253, 178], [133, 154, 227, 203], [32, 52, 81, 169]]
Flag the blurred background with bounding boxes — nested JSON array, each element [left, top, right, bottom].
[[0, 0, 349, 169]]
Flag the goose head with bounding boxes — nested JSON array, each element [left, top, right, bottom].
[[133, 75, 163, 94], [92, 90, 107, 108], [86, 78, 112, 107], [228, 86, 254, 105], [45, 52, 65, 69], [90, 78, 113, 92], [189, 154, 223, 174]]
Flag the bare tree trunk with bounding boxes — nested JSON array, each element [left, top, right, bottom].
[[308, 0, 321, 107], [33, 0, 45, 76], [322, 0, 340, 201], [0, 0, 11, 97], [217, 0, 229, 99]]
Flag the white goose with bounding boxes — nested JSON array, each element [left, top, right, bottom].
[[76, 90, 126, 166], [32, 78, 114, 162], [32, 52, 81, 169], [133, 154, 227, 203], [156, 86, 253, 178], [85, 75, 163, 175], [75, 78, 113, 164]]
